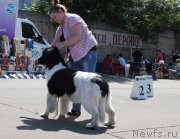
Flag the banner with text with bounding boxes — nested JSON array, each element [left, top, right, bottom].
[[92, 29, 142, 48], [0, 0, 19, 40]]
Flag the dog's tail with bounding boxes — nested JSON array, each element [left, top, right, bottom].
[[91, 76, 115, 125], [90, 76, 109, 98]]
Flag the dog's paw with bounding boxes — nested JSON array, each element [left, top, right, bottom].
[[104, 121, 115, 127], [40, 113, 48, 119], [59, 115, 66, 119], [85, 123, 98, 130]]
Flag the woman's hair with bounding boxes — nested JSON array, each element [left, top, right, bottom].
[[49, 0, 67, 14], [54, 0, 59, 5]]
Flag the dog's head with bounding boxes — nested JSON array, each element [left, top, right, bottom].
[[37, 47, 67, 69]]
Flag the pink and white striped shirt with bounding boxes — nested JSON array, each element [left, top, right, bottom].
[[55, 13, 97, 62]]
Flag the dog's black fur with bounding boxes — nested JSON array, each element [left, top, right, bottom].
[[47, 68, 77, 97], [90, 76, 109, 97], [37, 47, 115, 129], [38, 47, 109, 98], [38, 47, 68, 69]]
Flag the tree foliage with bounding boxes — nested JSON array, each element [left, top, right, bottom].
[[26, 0, 180, 40]]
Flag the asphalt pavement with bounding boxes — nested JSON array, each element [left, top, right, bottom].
[[0, 76, 179, 139]]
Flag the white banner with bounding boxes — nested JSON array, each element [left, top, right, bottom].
[[92, 29, 142, 48]]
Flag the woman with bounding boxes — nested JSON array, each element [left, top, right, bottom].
[[49, 0, 97, 116]]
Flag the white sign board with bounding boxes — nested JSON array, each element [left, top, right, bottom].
[[131, 76, 147, 100], [143, 75, 154, 97], [92, 29, 142, 48]]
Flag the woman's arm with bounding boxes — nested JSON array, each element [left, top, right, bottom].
[[51, 37, 59, 47], [55, 23, 81, 48]]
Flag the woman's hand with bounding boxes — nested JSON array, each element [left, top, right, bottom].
[[53, 42, 61, 48], [50, 45, 56, 47], [51, 38, 59, 47]]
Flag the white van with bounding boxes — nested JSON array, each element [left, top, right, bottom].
[[15, 18, 50, 59]]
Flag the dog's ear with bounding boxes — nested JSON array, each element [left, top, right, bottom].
[[40, 46, 68, 68], [43, 47, 52, 55], [53, 47, 65, 59], [53, 46, 61, 53]]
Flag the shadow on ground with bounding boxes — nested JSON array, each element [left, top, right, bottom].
[[16, 116, 113, 135]]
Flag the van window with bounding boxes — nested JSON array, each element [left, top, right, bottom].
[[22, 22, 45, 45]]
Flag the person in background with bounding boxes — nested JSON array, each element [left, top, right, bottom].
[[133, 48, 142, 63], [168, 59, 180, 79], [172, 50, 180, 64], [118, 53, 126, 75], [113, 59, 120, 75], [161, 51, 166, 62], [131, 48, 142, 76], [49, 0, 97, 116], [156, 49, 164, 63], [102, 54, 113, 74]]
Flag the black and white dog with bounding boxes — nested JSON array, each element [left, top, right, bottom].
[[37, 47, 115, 129]]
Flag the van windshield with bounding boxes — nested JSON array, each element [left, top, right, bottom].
[[22, 22, 45, 45]]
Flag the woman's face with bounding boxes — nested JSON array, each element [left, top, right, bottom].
[[49, 10, 65, 24]]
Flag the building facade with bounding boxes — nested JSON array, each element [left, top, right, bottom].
[[18, 10, 179, 64]]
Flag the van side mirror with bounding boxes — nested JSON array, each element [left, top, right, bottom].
[[33, 35, 43, 42], [34, 35, 46, 45], [33, 36, 38, 41], [38, 35, 43, 42]]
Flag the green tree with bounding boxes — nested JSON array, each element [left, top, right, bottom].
[[26, 0, 180, 40], [130, 0, 180, 39], [24, 0, 52, 14]]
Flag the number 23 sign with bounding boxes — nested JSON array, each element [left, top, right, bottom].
[[131, 75, 153, 100]]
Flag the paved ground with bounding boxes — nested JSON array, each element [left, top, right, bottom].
[[0, 76, 179, 139]]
